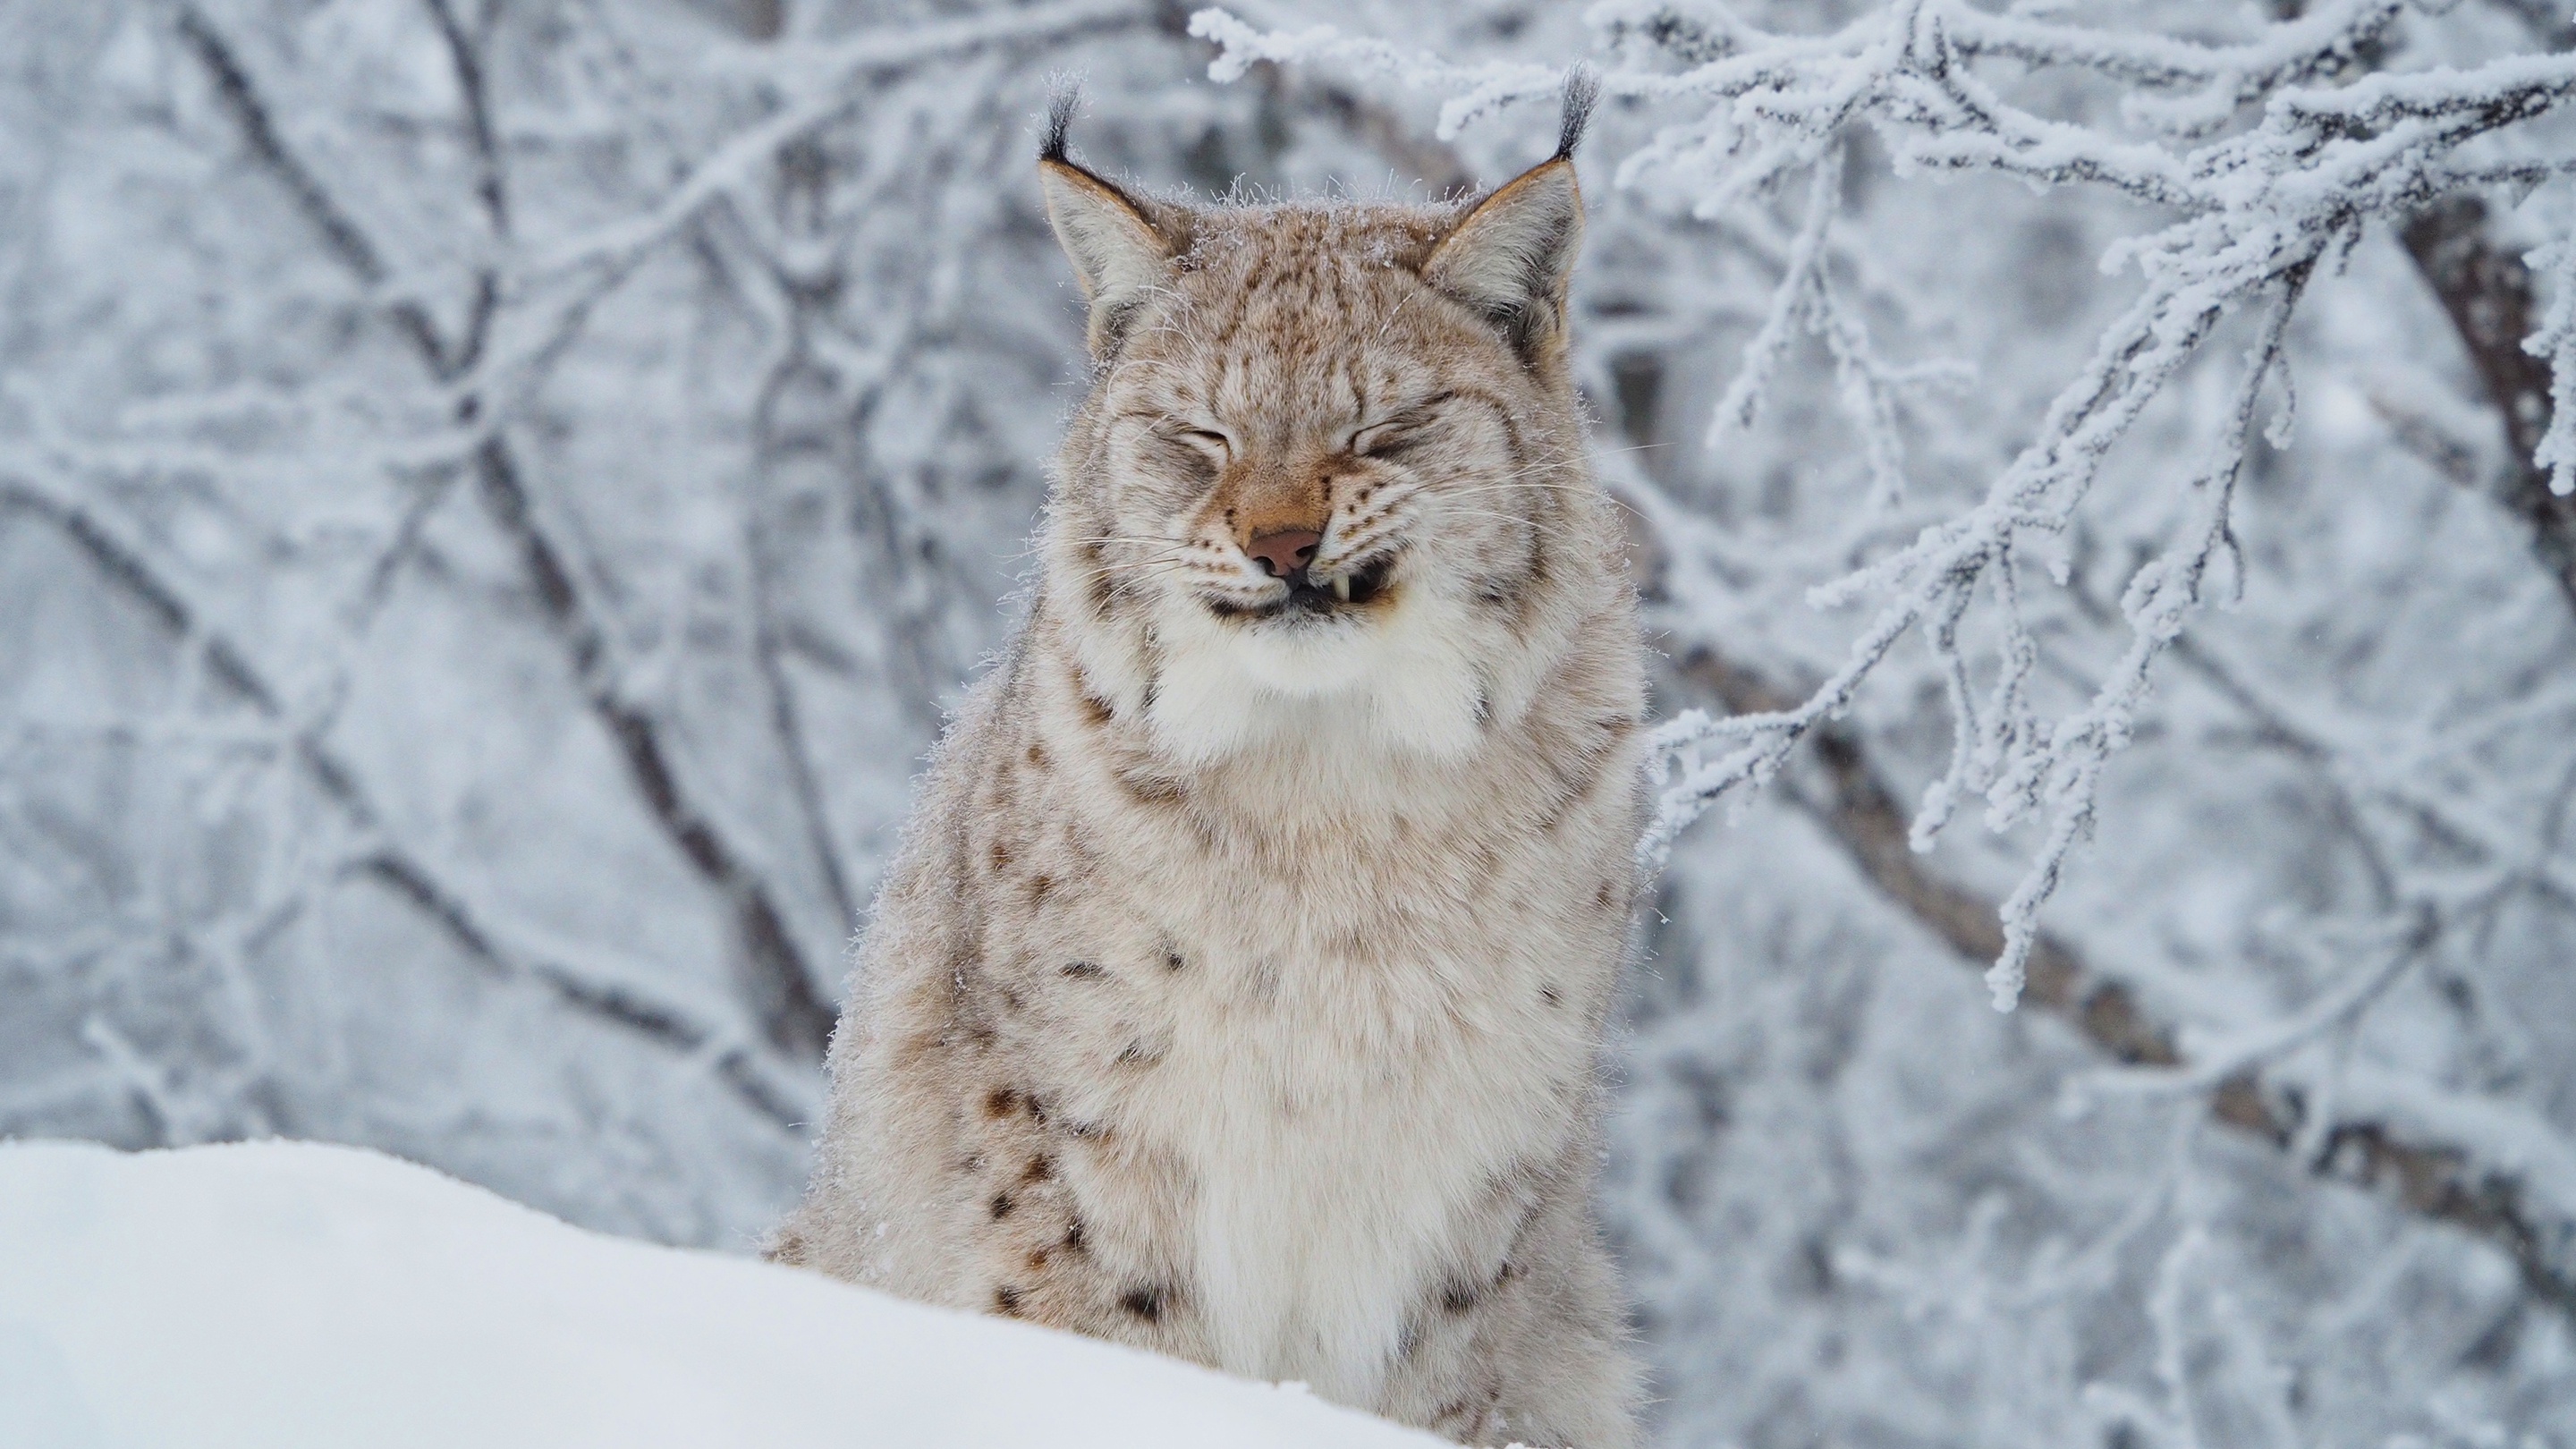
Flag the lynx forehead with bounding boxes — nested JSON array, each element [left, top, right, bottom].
[[774, 76, 1648, 1449]]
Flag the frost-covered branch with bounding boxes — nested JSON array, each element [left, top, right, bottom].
[[0, 462, 799, 1131], [2402, 194, 2576, 608], [1670, 645, 2576, 1324], [176, 1, 851, 1057]]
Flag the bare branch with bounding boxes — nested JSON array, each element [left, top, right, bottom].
[[468, 439, 837, 1059], [0, 470, 797, 1131], [179, 2, 839, 1059]]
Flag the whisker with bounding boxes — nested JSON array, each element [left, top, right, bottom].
[[1070, 544, 1200, 564], [1094, 564, 1211, 605], [1428, 506, 1586, 545], [1070, 557, 1205, 582], [1440, 481, 1648, 522]]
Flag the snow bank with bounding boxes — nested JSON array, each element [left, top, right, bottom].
[[0, 1140, 1441, 1449]]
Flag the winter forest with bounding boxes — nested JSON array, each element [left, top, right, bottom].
[[5, 0, 2576, 1443]]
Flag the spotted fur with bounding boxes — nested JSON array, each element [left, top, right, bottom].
[[774, 102, 1646, 1448]]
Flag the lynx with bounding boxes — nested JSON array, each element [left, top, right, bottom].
[[772, 80, 1648, 1448]]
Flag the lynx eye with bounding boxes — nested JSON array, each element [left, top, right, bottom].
[[1175, 428, 1232, 457], [1352, 421, 1425, 460]]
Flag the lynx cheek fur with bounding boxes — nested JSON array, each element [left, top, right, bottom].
[[773, 84, 1647, 1448]]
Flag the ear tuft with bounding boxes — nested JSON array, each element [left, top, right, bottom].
[[1422, 158, 1584, 364], [1555, 65, 1599, 162], [1041, 79, 1080, 165]]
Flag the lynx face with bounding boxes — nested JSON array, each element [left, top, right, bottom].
[[1042, 157, 1594, 765]]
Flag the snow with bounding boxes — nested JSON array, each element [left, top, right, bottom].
[[0, 1139, 1441, 1449]]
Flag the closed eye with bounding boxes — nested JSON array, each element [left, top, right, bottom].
[[1353, 422, 1428, 461], [1175, 428, 1232, 457]]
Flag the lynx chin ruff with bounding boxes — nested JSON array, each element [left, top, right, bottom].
[[773, 79, 1647, 1448]]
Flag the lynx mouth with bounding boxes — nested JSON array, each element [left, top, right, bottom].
[[1208, 555, 1394, 623]]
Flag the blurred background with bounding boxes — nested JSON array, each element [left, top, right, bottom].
[[4, 1, 2574, 1444]]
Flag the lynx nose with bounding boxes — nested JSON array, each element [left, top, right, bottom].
[[1246, 530, 1322, 581]]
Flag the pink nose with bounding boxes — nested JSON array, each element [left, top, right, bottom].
[[1246, 530, 1321, 580]]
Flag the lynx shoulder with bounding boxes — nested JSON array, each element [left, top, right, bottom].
[[774, 80, 1647, 1449]]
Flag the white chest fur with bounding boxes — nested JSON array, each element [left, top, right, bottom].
[[1121, 932, 1580, 1403]]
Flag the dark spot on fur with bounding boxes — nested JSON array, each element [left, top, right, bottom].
[[1022, 1155, 1055, 1183], [1115, 1040, 1159, 1067], [1080, 693, 1114, 726], [999, 986, 1024, 1013], [1120, 1286, 1166, 1322], [990, 1191, 1015, 1221], [1525, 531, 1553, 595], [988, 842, 1013, 872], [1062, 960, 1105, 979], [1443, 1281, 1480, 1315], [1026, 1246, 1052, 1272], [995, 1285, 1024, 1316], [1597, 880, 1621, 911], [1165, 949, 1186, 972], [1025, 1095, 1049, 1125], [1027, 741, 1051, 770], [1540, 985, 1563, 1007], [983, 1087, 1020, 1118], [1063, 1220, 1089, 1255], [1080, 544, 1113, 614], [1028, 875, 1054, 904], [1069, 1118, 1108, 1140]]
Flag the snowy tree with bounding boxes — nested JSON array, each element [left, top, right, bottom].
[[5, 0, 2576, 1444]]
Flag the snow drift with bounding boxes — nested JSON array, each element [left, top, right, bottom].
[[0, 1140, 1441, 1448]]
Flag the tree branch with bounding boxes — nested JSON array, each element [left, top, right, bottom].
[[2401, 194, 2576, 612], [1675, 648, 2576, 1325], [179, 2, 835, 1059], [468, 439, 836, 1058], [174, 5, 454, 376], [0, 471, 798, 1131]]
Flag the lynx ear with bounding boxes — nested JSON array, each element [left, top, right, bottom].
[[1422, 72, 1597, 362], [1039, 98, 1174, 360]]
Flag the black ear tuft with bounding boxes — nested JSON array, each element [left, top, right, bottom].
[[1554, 65, 1600, 162], [1042, 79, 1081, 165]]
